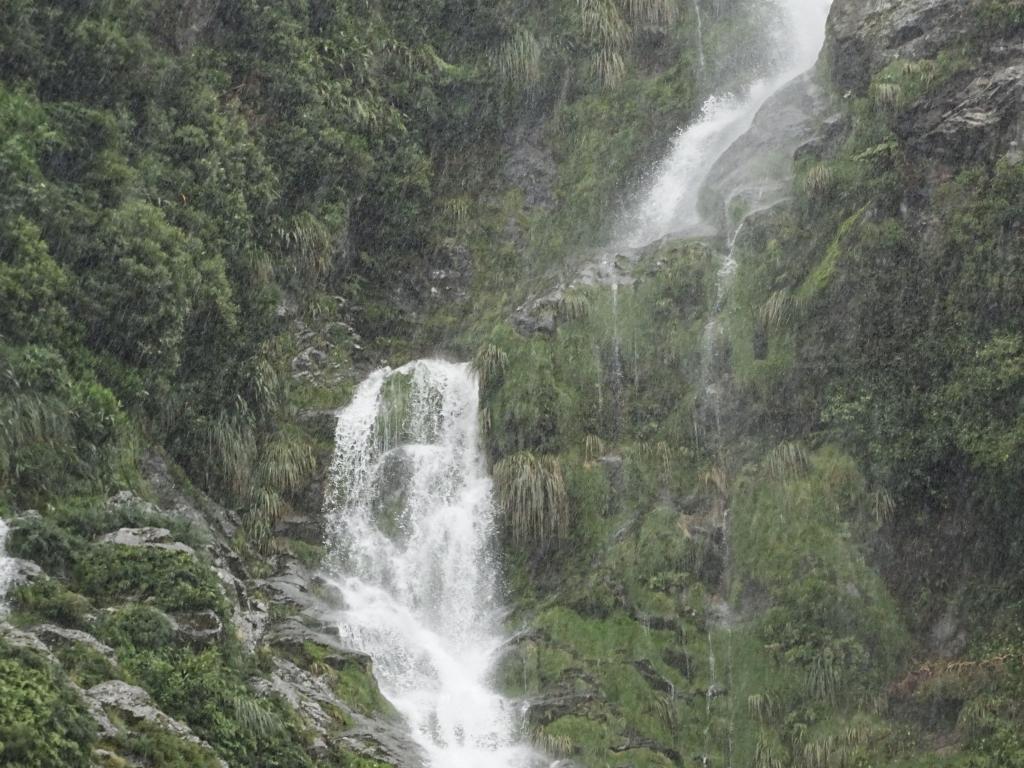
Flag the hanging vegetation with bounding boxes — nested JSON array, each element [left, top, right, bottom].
[[494, 451, 570, 546]]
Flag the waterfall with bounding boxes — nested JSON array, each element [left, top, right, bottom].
[[0, 519, 14, 617], [323, 360, 544, 768], [616, 0, 832, 248]]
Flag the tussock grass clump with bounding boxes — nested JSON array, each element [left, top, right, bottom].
[[531, 726, 574, 758], [495, 27, 542, 90], [807, 647, 841, 705], [803, 163, 835, 197], [583, 434, 605, 463], [580, 0, 632, 50], [747, 691, 779, 724], [699, 463, 728, 497], [622, 0, 680, 27], [759, 289, 793, 332], [765, 441, 810, 481], [474, 343, 509, 392], [753, 735, 787, 768], [276, 211, 333, 285], [255, 431, 316, 495], [205, 409, 257, 499], [0, 392, 71, 480], [870, 81, 904, 110], [494, 451, 569, 545], [871, 488, 895, 525], [556, 290, 591, 321]]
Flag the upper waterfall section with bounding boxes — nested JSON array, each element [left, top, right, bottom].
[[614, 0, 833, 248]]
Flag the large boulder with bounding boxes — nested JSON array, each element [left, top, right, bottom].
[[99, 527, 195, 555], [87, 680, 201, 743]]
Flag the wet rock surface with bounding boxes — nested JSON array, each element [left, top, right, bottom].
[[828, 0, 971, 93], [702, 72, 831, 236]]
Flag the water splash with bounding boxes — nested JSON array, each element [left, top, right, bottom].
[[616, 0, 832, 247], [323, 360, 544, 768]]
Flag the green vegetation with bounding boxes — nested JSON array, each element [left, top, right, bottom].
[[0, 641, 96, 768], [2, 0, 1022, 766]]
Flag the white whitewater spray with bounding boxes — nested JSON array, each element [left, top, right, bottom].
[[616, 0, 832, 247], [324, 360, 544, 768], [0, 519, 14, 616]]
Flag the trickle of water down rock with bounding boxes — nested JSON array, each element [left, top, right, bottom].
[[323, 360, 546, 768]]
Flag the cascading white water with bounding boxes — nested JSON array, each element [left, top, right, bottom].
[[323, 360, 544, 768], [0, 519, 14, 617], [616, 0, 833, 247]]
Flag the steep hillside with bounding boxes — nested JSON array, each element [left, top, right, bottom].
[[2, 0, 1023, 766]]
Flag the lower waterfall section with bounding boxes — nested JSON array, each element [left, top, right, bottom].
[[323, 360, 544, 768]]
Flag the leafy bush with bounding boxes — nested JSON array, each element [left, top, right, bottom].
[[74, 544, 224, 613], [0, 641, 96, 768]]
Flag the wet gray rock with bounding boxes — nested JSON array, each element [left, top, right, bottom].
[[0, 622, 57, 662], [828, 0, 970, 94], [902, 63, 1024, 165], [4, 557, 44, 589], [929, 604, 967, 658], [503, 120, 556, 212], [87, 681, 201, 743], [297, 408, 339, 443], [138, 451, 240, 542], [256, 561, 345, 617], [32, 624, 116, 662], [99, 527, 195, 555], [702, 72, 829, 236], [510, 303, 557, 336], [252, 658, 424, 767], [525, 690, 599, 727], [267, 618, 374, 674], [169, 609, 224, 646]]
